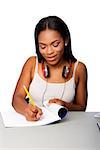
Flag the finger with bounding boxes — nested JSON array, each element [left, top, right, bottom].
[[27, 104, 43, 120], [25, 105, 37, 117], [28, 105, 43, 119], [28, 104, 38, 113], [25, 114, 38, 121], [35, 107, 43, 119], [37, 110, 43, 119], [25, 110, 40, 121], [27, 110, 36, 117], [49, 99, 56, 103], [37, 107, 43, 115]]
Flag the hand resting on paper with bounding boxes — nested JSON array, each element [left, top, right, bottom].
[[24, 104, 43, 121], [49, 98, 65, 106]]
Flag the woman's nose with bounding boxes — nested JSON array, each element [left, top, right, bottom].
[[47, 46, 54, 54]]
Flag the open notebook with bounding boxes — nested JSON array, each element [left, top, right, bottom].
[[1, 103, 68, 127]]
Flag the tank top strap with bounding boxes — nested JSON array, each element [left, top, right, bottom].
[[34, 57, 38, 73], [72, 61, 79, 78]]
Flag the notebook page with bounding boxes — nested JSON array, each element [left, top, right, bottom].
[[1, 107, 61, 127]]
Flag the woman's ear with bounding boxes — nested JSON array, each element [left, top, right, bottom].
[[65, 38, 69, 46], [65, 42, 68, 46]]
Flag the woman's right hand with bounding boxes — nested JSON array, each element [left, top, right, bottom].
[[24, 104, 43, 121]]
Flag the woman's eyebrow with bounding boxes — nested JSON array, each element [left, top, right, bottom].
[[39, 40, 60, 45], [39, 42, 47, 45], [51, 40, 60, 44]]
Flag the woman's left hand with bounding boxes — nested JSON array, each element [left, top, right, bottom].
[[49, 98, 65, 106]]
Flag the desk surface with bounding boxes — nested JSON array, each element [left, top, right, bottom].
[[0, 112, 100, 150]]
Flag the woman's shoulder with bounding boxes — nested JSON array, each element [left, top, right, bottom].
[[21, 56, 37, 72], [25, 56, 36, 64], [77, 61, 87, 70], [23, 56, 37, 80], [76, 61, 87, 76], [24, 56, 37, 67]]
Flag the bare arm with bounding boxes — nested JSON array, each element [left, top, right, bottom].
[[71, 62, 88, 111], [12, 56, 42, 121]]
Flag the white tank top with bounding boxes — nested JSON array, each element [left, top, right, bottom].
[[29, 58, 79, 107]]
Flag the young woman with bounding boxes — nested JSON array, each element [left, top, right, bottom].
[[12, 16, 88, 121]]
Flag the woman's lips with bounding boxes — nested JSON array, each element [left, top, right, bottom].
[[47, 55, 57, 61]]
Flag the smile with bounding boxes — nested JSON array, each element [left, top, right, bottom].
[[47, 55, 57, 61]]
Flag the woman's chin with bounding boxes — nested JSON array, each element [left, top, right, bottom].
[[47, 59, 59, 66]]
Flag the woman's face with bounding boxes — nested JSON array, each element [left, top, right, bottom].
[[38, 29, 65, 66]]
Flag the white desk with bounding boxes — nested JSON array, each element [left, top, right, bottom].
[[0, 112, 100, 150]]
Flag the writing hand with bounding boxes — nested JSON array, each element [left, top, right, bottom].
[[24, 104, 43, 121]]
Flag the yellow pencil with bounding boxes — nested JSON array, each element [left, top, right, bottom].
[[23, 85, 35, 106]]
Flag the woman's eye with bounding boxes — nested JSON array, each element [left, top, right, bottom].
[[39, 45, 46, 49], [53, 42, 60, 47]]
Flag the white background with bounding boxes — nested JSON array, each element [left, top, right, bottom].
[[0, 0, 100, 111]]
